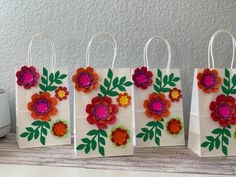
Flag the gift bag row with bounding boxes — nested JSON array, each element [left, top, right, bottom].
[[15, 29, 236, 158]]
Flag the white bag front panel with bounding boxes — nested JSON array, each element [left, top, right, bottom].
[[134, 68, 185, 147], [74, 68, 134, 158], [189, 68, 236, 157], [16, 67, 71, 148]]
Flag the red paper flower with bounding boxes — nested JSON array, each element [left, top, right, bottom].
[[52, 121, 68, 137], [55, 86, 69, 101], [132, 66, 153, 89], [210, 94, 236, 127], [144, 93, 171, 121], [197, 68, 222, 93], [27, 92, 58, 122], [116, 93, 131, 107], [111, 127, 130, 146], [169, 88, 182, 102], [166, 118, 183, 135], [86, 96, 118, 129], [72, 67, 99, 93], [16, 66, 40, 89]]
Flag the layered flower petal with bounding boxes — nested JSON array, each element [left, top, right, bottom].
[[116, 93, 131, 107], [168, 88, 182, 102], [55, 86, 69, 101], [132, 66, 153, 89]]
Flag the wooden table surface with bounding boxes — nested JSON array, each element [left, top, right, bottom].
[[0, 134, 236, 175]]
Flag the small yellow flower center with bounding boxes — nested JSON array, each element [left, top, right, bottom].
[[171, 90, 179, 99], [119, 96, 129, 105], [58, 90, 66, 98]]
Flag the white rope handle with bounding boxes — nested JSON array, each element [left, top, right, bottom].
[[143, 36, 171, 70], [85, 32, 117, 69], [28, 32, 57, 71], [208, 29, 236, 69]]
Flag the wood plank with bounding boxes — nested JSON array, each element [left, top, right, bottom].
[[0, 134, 235, 175]]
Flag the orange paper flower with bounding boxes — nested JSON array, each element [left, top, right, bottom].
[[27, 92, 58, 122], [116, 93, 131, 107], [111, 127, 130, 146], [144, 93, 171, 121], [52, 121, 68, 137], [166, 118, 183, 135], [72, 67, 99, 93], [197, 68, 222, 93], [169, 88, 182, 102], [55, 86, 69, 101]]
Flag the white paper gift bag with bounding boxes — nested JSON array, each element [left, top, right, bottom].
[[73, 32, 134, 158], [188, 29, 236, 157], [16, 33, 71, 148], [134, 36, 185, 147]]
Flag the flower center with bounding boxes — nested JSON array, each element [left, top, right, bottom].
[[119, 96, 129, 105], [94, 104, 110, 120], [218, 104, 232, 120], [136, 73, 147, 84], [34, 99, 50, 115], [78, 73, 92, 88], [203, 74, 216, 88], [22, 71, 34, 84], [150, 99, 164, 114], [57, 90, 66, 98], [171, 90, 180, 99]]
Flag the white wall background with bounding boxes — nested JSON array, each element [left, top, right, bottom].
[[0, 0, 235, 134]]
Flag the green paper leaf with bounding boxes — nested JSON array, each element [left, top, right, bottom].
[[43, 68, 48, 76], [206, 136, 214, 142], [20, 132, 29, 138], [82, 138, 90, 144], [43, 122, 50, 129], [100, 85, 107, 95], [163, 75, 168, 84], [49, 73, 54, 83], [99, 129, 107, 137], [27, 133, 33, 141], [42, 128, 47, 136], [156, 128, 161, 136], [99, 137, 105, 145], [119, 76, 126, 84], [215, 138, 220, 149], [136, 133, 145, 138], [104, 79, 109, 87], [222, 145, 228, 156], [118, 85, 126, 91], [156, 121, 164, 129], [39, 83, 46, 91], [85, 145, 90, 154], [168, 82, 176, 87], [91, 140, 97, 150], [146, 121, 156, 127], [149, 131, 154, 140], [112, 77, 119, 87], [41, 77, 47, 85], [201, 141, 209, 147], [99, 146, 105, 156], [124, 81, 133, 86], [155, 136, 160, 146], [59, 74, 67, 79], [169, 73, 174, 80], [225, 68, 230, 78], [48, 86, 57, 91], [76, 144, 85, 150], [157, 69, 162, 78], [223, 137, 229, 145], [141, 128, 149, 133], [232, 75, 236, 85], [39, 134, 45, 143], [26, 127, 34, 132], [154, 85, 160, 92], [221, 86, 229, 95], [87, 129, 98, 136], [32, 120, 42, 126], [55, 71, 60, 79], [98, 93, 103, 97], [155, 78, 161, 85], [173, 77, 180, 82], [224, 78, 229, 87], [231, 89, 236, 94], [161, 87, 170, 93], [211, 128, 222, 134], [208, 142, 214, 151], [108, 69, 113, 79], [55, 79, 63, 84], [224, 128, 231, 137], [108, 91, 119, 96], [143, 134, 148, 142], [34, 129, 39, 139]]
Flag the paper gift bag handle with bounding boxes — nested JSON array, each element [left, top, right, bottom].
[[143, 36, 171, 71], [86, 32, 117, 69], [27, 32, 57, 71], [208, 29, 236, 69]]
